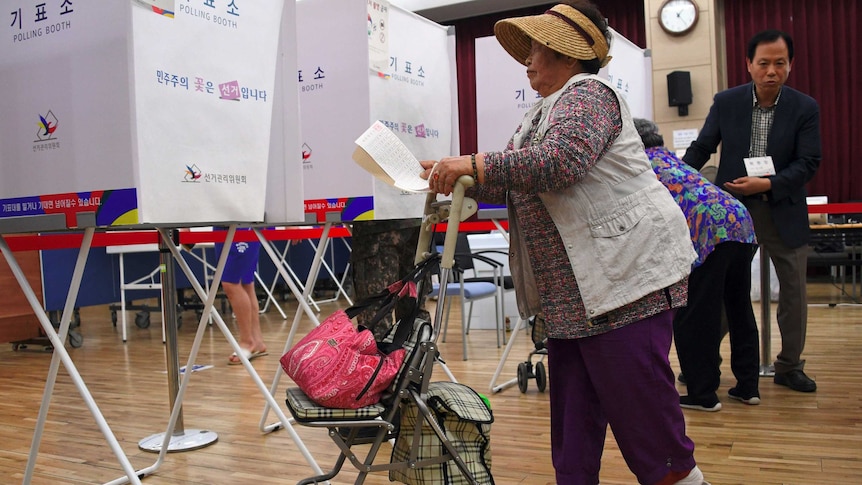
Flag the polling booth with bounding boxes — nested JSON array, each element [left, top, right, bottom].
[[242, 1, 458, 372], [0, 1, 325, 482], [251, 0, 460, 434], [1, 0, 285, 228], [2, 0, 302, 311], [7, 0, 308, 319], [249, 0, 458, 340], [296, 0, 457, 223]]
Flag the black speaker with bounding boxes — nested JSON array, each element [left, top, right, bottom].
[[667, 71, 692, 106], [667, 71, 692, 116]]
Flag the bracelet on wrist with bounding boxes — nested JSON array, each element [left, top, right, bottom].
[[471, 153, 478, 183]]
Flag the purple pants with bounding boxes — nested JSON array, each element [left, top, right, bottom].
[[547, 310, 696, 485]]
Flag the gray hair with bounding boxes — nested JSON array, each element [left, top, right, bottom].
[[633, 118, 664, 148]]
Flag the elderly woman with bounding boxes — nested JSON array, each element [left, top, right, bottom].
[[420, 2, 708, 484], [635, 118, 761, 412]]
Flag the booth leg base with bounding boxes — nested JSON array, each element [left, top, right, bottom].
[[138, 429, 218, 453]]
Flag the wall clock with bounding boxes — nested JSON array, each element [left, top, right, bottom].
[[659, 0, 699, 36]]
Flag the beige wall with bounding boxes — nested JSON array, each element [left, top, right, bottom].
[[644, 0, 725, 167]]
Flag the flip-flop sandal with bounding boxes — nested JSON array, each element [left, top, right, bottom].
[[228, 348, 269, 365]]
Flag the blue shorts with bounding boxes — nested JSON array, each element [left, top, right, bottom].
[[214, 240, 261, 284]]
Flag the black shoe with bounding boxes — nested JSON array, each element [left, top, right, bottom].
[[728, 387, 761, 405], [774, 369, 817, 392], [679, 395, 722, 412], [677, 372, 687, 385]]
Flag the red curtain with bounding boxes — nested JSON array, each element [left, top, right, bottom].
[[445, 1, 646, 155], [724, 0, 862, 202]]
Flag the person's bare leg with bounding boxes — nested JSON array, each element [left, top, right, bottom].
[[223, 282, 265, 360], [242, 282, 265, 352]]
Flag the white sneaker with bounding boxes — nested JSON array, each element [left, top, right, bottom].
[[674, 465, 711, 485]]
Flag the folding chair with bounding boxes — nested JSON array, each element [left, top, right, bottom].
[[284, 177, 489, 485], [460, 233, 514, 345], [431, 233, 504, 360]]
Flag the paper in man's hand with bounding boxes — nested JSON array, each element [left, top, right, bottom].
[[352, 121, 429, 192]]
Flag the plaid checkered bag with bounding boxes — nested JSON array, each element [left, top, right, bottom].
[[390, 381, 494, 484]]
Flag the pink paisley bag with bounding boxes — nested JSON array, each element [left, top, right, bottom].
[[281, 257, 436, 409], [280, 308, 407, 409]]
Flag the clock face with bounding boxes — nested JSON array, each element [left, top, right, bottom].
[[660, 0, 698, 35]]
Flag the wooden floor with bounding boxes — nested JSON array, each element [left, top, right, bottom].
[[0, 280, 860, 484]]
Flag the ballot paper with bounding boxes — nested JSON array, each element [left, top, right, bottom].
[[353, 121, 429, 193]]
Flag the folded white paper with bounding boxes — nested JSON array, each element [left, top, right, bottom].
[[353, 120, 429, 193]]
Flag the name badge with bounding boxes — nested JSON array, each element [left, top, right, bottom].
[[743, 156, 776, 177]]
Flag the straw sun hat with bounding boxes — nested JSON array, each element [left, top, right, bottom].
[[494, 3, 611, 68]]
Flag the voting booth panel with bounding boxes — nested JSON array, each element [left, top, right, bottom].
[[0, 0, 285, 228], [265, 1, 307, 225], [601, 30, 653, 122], [475, 35, 538, 154], [475, 28, 652, 153], [295, 0, 372, 222], [367, 5, 454, 219], [296, 0, 455, 222]]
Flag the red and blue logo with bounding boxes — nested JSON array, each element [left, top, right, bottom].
[[36, 111, 58, 142], [184, 164, 202, 182]]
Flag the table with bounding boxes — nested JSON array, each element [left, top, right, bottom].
[[755, 206, 862, 373], [808, 222, 862, 302]]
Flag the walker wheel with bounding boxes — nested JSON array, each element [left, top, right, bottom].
[[517, 362, 530, 393], [535, 361, 547, 392]]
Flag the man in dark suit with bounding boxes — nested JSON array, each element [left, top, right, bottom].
[[683, 29, 821, 393]]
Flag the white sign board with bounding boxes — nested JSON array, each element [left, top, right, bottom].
[[0, 0, 284, 228], [600, 28, 653, 120], [672, 128, 699, 150], [475, 35, 537, 153], [296, 0, 453, 222]]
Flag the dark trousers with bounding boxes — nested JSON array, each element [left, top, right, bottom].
[[746, 200, 810, 373], [674, 242, 761, 401]]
